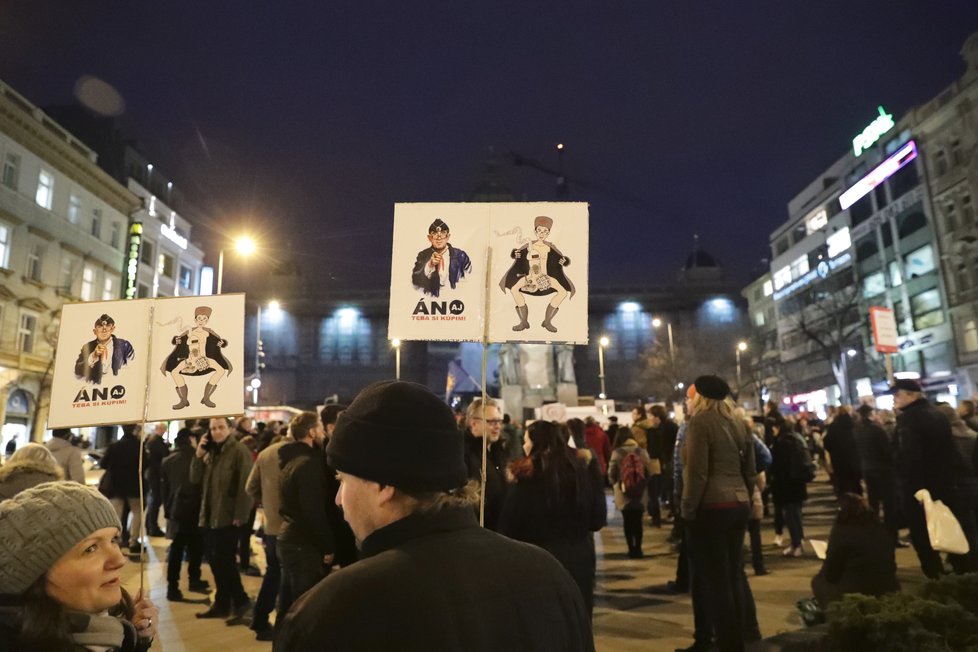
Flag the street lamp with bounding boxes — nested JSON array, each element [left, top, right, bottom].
[[652, 317, 675, 359], [598, 336, 610, 399], [391, 339, 401, 380], [252, 300, 277, 405], [736, 341, 748, 402], [216, 235, 257, 294]]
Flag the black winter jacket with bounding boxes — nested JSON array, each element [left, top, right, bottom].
[[895, 398, 956, 502], [463, 432, 509, 531], [278, 442, 335, 555], [100, 434, 141, 499], [275, 507, 594, 652]]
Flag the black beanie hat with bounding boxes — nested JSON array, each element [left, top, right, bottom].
[[326, 381, 467, 492], [693, 374, 731, 400]]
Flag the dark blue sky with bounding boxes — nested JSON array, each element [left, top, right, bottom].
[[3, 2, 977, 291]]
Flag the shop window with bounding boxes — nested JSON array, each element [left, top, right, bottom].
[[862, 271, 886, 298], [904, 244, 935, 278], [911, 289, 944, 330]]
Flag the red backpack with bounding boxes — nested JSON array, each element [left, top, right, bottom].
[[620, 450, 648, 501]]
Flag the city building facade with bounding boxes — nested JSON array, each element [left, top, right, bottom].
[[0, 80, 137, 446]]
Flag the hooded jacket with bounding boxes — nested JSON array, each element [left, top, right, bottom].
[[0, 459, 62, 501], [45, 437, 86, 484]]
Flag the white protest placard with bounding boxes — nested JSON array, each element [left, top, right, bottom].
[[388, 203, 490, 342], [388, 202, 589, 345], [488, 202, 588, 344], [49, 300, 153, 427], [48, 294, 245, 428], [147, 294, 245, 422]]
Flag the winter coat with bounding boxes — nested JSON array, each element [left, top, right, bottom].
[[650, 419, 679, 464], [771, 433, 809, 504], [0, 459, 62, 500], [820, 521, 900, 598], [0, 595, 151, 652], [161, 444, 202, 533], [823, 414, 863, 489], [46, 437, 86, 484], [608, 440, 657, 511], [681, 409, 756, 520], [583, 423, 611, 476], [143, 435, 170, 484], [275, 507, 595, 652], [245, 439, 289, 536], [277, 442, 335, 555], [190, 436, 253, 529], [852, 417, 894, 476], [463, 432, 509, 530], [895, 397, 957, 502], [99, 434, 142, 499]]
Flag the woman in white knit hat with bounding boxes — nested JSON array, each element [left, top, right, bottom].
[[0, 481, 158, 651]]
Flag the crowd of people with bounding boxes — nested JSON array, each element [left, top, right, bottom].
[[2, 375, 978, 651]]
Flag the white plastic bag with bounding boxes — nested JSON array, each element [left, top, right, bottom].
[[915, 489, 970, 555]]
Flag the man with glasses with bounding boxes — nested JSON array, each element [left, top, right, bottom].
[[74, 313, 134, 384], [463, 398, 507, 530], [411, 218, 472, 297]]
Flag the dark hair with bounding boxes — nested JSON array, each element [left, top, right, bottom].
[[612, 428, 633, 448], [16, 577, 136, 652], [565, 418, 586, 449], [633, 405, 647, 420], [174, 428, 194, 449], [51, 429, 72, 440], [510, 421, 584, 511], [649, 405, 668, 421], [836, 492, 878, 526], [289, 411, 320, 441], [320, 404, 345, 427], [856, 403, 874, 420]]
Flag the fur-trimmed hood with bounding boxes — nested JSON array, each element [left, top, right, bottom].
[[0, 459, 63, 500]]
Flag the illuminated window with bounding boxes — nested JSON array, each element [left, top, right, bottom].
[[319, 308, 373, 365], [68, 193, 81, 224], [80, 265, 96, 301], [159, 253, 174, 278], [790, 255, 809, 280], [805, 209, 827, 234], [110, 222, 121, 249], [102, 275, 116, 301], [762, 280, 773, 296], [753, 311, 765, 327], [826, 227, 851, 258], [0, 223, 10, 268], [18, 312, 36, 353], [911, 289, 944, 330], [963, 319, 978, 352], [862, 272, 885, 298], [179, 265, 193, 290], [35, 170, 54, 209], [904, 245, 935, 278], [889, 261, 903, 287], [773, 266, 792, 290]]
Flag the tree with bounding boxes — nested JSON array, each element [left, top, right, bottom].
[[783, 278, 863, 405]]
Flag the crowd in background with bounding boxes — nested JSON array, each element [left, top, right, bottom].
[[2, 376, 978, 651]]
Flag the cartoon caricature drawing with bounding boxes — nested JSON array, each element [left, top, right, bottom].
[[160, 306, 232, 409], [499, 215, 575, 333], [411, 219, 472, 297], [74, 313, 135, 384]]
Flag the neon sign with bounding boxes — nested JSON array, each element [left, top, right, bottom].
[[160, 223, 188, 250], [773, 251, 852, 301], [124, 222, 142, 299], [852, 106, 895, 157], [839, 141, 917, 211]]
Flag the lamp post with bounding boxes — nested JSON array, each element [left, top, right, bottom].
[[392, 339, 401, 380], [736, 341, 748, 402], [598, 336, 609, 399], [652, 317, 675, 358], [216, 235, 257, 294]]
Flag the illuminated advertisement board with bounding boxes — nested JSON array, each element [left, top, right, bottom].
[[839, 140, 917, 211], [124, 222, 142, 299]]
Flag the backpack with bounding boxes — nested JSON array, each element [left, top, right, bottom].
[[789, 433, 817, 483], [620, 450, 648, 501]]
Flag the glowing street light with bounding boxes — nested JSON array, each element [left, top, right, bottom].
[[736, 341, 748, 400], [598, 336, 610, 399], [652, 317, 675, 359], [216, 235, 258, 294]]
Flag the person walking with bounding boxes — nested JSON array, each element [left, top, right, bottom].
[[770, 418, 810, 557], [45, 428, 86, 483], [679, 375, 758, 652], [608, 429, 656, 559], [99, 425, 144, 554]]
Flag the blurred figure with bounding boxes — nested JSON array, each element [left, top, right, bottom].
[[937, 403, 978, 573], [501, 413, 524, 463], [499, 420, 606, 615], [583, 417, 611, 480], [821, 408, 862, 497], [770, 418, 810, 557], [45, 428, 85, 483], [99, 424, 144, 553], [853, 404, 898, 543], [0, 443, 63, 499], [143, 423, 170, 537], [650, 405, 680, 514], [608, 428, 656, 558], [811, 493, 899, 608], [161, 428, 209, 601], [462, 398, 508, 530], [958, 399, 978, 433]]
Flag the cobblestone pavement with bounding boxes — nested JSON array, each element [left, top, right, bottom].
[[124, 474, 927, 651]]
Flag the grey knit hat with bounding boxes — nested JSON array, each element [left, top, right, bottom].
[[0, 481, 122, 594]]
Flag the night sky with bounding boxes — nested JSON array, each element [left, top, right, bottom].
[[3, 2, 978, 292]]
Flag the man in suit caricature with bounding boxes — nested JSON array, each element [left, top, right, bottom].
[[74, 313, 135, 384], [411, 219, 472, 297]]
